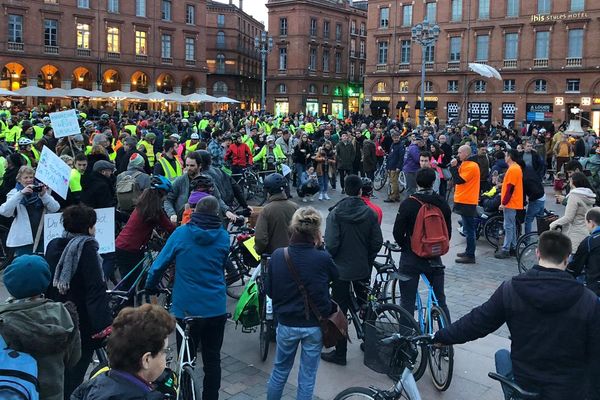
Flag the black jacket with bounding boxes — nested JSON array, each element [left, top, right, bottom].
[[523, 165, 545, 202], [393, 190, 452, 272], [325, 197, 383, 281], [386, 141, 404, 171], [45, 239, 112, 348], [569, 229, 600, 296], [265, 242, 338, 327], [81, 171, 117, 209], [71, 370, 164, 400], [435, 266, 600, 400]]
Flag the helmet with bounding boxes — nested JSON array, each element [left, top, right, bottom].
[[263, 173, 287, 195], [181, 118, 189, 124], [18, 137, 33, 146], [42, 116, 51, 122], [361, 177, 373, 197], [266, 135, 275, 142], [197, 150, 212, 168], [83, 120, 94, 128], [100, 113, 110, 120], [150, 175, 173, 193], [154, 367, 178, 398], [231, 133, 240, 140], [190, 133, 200, 140], [190, 174, 214, 191]]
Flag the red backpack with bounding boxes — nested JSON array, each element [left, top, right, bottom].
[[410, 196, 449, 258]]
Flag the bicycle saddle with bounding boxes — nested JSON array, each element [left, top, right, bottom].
[[488, 372, 540, 399], [373, 260, 396, 274], [383, 241, 401, 252]]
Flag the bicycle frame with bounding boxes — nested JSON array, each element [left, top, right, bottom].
[[415, 274, 447, 334], [176, 321, 198, 400]]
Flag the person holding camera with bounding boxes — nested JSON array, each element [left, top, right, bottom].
[[0, 165, 60, 256]]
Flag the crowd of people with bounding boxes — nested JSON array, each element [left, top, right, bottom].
[[0, 105, 598, 400]]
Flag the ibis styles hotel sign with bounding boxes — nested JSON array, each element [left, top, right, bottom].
[[530, 12, 588, 22]]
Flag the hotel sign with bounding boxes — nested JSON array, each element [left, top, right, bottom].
[[530, 12, 588, 22]]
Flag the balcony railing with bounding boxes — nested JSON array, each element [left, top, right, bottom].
[[533, 58, 548, 68], [376, 64, 388, 72], [425, 61, 434, 70], [76, 48, 91, 57], [398, 63, 410, 71], [350, 50, 355, 57], [107, 52, 120, 59], [44, 45, 59, 54], [185, 59, 196, 66], [566, 57, 582, 67], [7, 42, 24, 51], [503, 59, 517, 68], [135, 54, 148, 62], [447, 61, 460, 71], [474, 59, 488, 65], [161, 57, 173, 64]]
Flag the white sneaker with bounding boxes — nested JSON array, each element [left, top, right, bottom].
[[324, 194, 331, 200], [302, 198, 308, 203], [318, 193, 324, 201]]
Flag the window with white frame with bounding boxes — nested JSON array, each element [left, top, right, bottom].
[[451, 0, 463, 21], [108, 0, 119, 13], [135, 30, 146, 55], [376, 82, 386, 93], [161, 33, 171, 58], [323, 21, 330, 39], [399, 80, 409, 93], [44, 19, 58, 46], [216, 54, 225, 73], [349, 63, 355, 77], [185, 37, 195, 61], [426, 2, 437, 23], [359, 41, 365, 57], [323, 85, 329, 94], [280, 18, 287, 35], [217, 14, 225, 27], [535, 31, 550, 59], [449, 37, 461, 61], [534, 79, 547, 93], [309, 48, 316, 70], [503, 79, 516, 92], [161, 0, 171, 21], [359, 63, 365, 76], [335, 23, 342, 41], [448, 80, 459, 92], [378, 41, 388, 64], [505, 33, 518, 60], [538, 0, 551, 14], [507, 0, 519, 16], [474, 80, 487, 93], [186, 5, 195, 25], [310, 18, 317, 36], [570, 0, 584, 11], [402, 5, 412, 27], [279, 47, 287, 70], [323, 49, 330, 72], [424, 81, 433, 93], [568, 29, 583, 58], [136, 0, 146, 17], [277, 83, 286, 93], [479, 0, 490, 19], [401, 40, 411, 64], [77, 23, 90, 49], [107, 27, 119, 53], [476, 35, 489, 61], [380, 7, 389, 28], [309, 84, 317, 94], [424, 44, 435, 63], [78, 0, 89, 8], [566, 79, 580, 92], [335, 52, 342, 73], [8, 15, 23, 43]]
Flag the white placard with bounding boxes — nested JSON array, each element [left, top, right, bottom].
[[49, 109, 81, 138], [281, 164, 291, 177], [43, 207, 115, 254], [35, 146, 71, 200]]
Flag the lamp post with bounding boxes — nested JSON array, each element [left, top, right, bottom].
[[254, 31, 273, 113], [411, 21, 441, 126]]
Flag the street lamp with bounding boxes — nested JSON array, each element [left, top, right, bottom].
[[254, 31, 273, 113], [411, 21, 441, 126]]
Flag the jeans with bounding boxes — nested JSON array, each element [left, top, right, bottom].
[[438, 179, 447, 200], [404, 171, 417, 196], [338, 169, 351, 190], [461, 215, 477, 257], [101, 252, 116, 282], [176, 315, 227, 400], [398, 269, 450, 322], [267, 325, 322, 400], [330, 278, 369, 358], [502, 208, 518, 252], [294, 163, 306, 187], [525, 198, 545, 235], [495, 349, 514, 400], [64, 345, 94, 399], [388, 170, 400, 200], [318, 174, 329, 194]]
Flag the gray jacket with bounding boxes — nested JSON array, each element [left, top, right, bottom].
[[164, 173, 228, 219], [336, 141, 356, 170]]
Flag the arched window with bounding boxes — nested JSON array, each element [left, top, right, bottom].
[[375, 81, 386, 93], [213, 81, 228, 96], [308, 84, 317, 94]]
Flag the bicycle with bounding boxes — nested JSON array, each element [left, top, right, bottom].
[[488, 349, 540, 400], [232, 166, 267, 206], [175, 316, 205, 400], [225, 224, 258, 299], [334, 333, 434, 400], [374, 156, 388, 191], [256, 254, 275, 361]]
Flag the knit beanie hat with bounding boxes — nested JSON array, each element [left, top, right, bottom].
[[188, 190, 210, 206], [3, 255, 51, 299], [128, 153, 145, 169]]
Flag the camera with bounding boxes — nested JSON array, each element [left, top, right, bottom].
[[32, 185, 44, 193]]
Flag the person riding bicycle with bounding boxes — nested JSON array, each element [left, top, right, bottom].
[[253, 135, 286, 173], [145, 196, 230, 400], [115, 176, 176, 293], [254, 173, 298, 256], [434, 230, 600, 400], [225, 133, 253, 176], [71, 304, 176, 400], [393, 168, 451, 320]]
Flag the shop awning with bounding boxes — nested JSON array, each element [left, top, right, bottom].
[[370, 100, 390, 110], [396, 101, 408, 109], [414, 101, 438, 110]]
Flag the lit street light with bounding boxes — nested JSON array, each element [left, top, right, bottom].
[[254, 31, 273, 113], [411, 21, 441, 126]]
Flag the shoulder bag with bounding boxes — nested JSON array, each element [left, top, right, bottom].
[[283, 248, 348, 348]]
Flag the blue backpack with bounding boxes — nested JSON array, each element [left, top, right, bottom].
[[0, 334, 39, 400]]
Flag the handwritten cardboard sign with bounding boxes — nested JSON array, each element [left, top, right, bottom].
[[49, 109, 81, 138], [35, 146, 71, 199]]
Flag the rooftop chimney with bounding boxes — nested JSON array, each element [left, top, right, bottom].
[[239, 0, 243, 11]]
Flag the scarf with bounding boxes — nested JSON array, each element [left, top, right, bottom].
[[15, 182, 43, 208], [53, 232, 104, 295], [190, 212, 223, 230]]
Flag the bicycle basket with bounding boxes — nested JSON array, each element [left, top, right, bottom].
[[536, 213, 559, 233], [364, 320, 413, 375]]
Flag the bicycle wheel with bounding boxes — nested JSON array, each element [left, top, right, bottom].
[[483, 215, 504, 249], [516, 232, 538, 263], [226, 252, 251, 299], [427, 306, 454, 391], [373, 303, 427, 382], [334, 387, 378, 399], [518, 242, 538, 274], [179, 364, 201, 400], [373, 167, 387, 191], [398, 171, 407, 194], [259, 296, 269, 361]]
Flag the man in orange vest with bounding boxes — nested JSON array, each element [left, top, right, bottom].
[[495, 149, 524, 259], [450, 145, 481, 264]]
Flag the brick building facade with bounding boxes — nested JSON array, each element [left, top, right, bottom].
[[206, 0, 264, 111], [266, 0, 367, 117], [364, 0, 600, 132], [0, 0, 207, 101]]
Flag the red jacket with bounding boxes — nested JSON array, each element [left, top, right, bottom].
[[362, 196, 383, 225], [116, 209, 175, 252], [225, 143, 253, 167]]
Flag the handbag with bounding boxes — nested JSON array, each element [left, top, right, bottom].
[[283, 248, 348, 348]]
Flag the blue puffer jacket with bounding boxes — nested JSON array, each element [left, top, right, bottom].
[[403, 143, 421, 173], [145, 213, 230, 319]]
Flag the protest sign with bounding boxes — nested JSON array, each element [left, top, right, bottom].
[[49, 109, 81, 138], [43, 207, 115, 254], [35, 146, 71, 199]]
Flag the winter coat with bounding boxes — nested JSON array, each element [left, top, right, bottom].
[[81, 171, 117, 209], [293, 140, 312, 166], [335, 141, 355, 170], [118, 165, 151, 192], [145, 213, 230, 319], [71, 370, 164, 400], [402, 143, 421, 173], [325, 196, 383, 281], [435, 266, 600, 400], [362, 139, 377, 172], [46, 239, 113, 348], [569, 226, 600, 296], [386, 141, 405, 171], [0, 298, 81, 400], [0, 189, 60, 248], [266, 242, 338, 327], [254, 192, 298, 255], [550, 187, 596, 250]]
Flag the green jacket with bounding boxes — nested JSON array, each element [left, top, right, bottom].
[[0, 298, 81, 400], [253, 144, 286, 170]]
